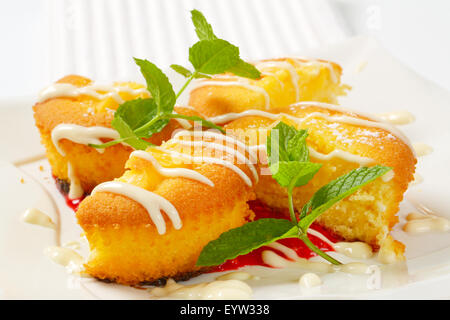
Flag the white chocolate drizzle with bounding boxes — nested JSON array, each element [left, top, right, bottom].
[[51, 123, 127, 199], [44, 246, 84, 274], [130, 150, 214, 187], [403, 212, 450, 234], [38, 83, 148, 104], [91, 181, 181, 235], [22, 208, 56, 230], [149, 278, 252, 300], [412, 143, 433, 157], [51, 124, 121, 156], [67, 163, 84, 199], [173, 131, 258, 182], [378, 111, 415, 125], [307, 228, 373, 259], [207, 101, 413, 150], [299, 273, 322, 288], [263, 242, 378, 275]]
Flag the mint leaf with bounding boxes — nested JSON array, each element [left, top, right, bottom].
[[111, 116, 152, 150], [114, 98, 169, 138], [134, 58, 176, 114], [170, 64, 193, 78], [189, 39, 240, 75], [114, 98, 155, 131], [190, 9, 260, 79], [196, 218, 296, 267], [191, 9, 217, 41], [227, 59, 261, 79], [269, 161, 322, 188], [267, 122, 309, 164], [298, 165, 392, 229]]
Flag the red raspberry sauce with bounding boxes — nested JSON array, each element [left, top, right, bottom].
[[209, 200, 339, 272]]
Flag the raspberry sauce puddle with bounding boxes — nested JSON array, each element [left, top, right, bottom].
[[209, 200, 339, 273]]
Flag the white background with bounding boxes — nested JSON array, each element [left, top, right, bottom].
[[0, 0, 449, 97]]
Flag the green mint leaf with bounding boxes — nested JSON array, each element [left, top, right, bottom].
[[170, 64, 193, 78], [227, 59, 261, 79], [269, 161, 322, 188], [287, 129, 309, 163], [114, 98, 156, 130], [111, 115, 153, 150], [134, 58, 176, 114], [298, 165, 392, 229], [114, 98, 169, 138], [191, 9, 217, 41], [189, 39, 240, 75], [267, 122, 309, 165], [196, 218, 296, 267]]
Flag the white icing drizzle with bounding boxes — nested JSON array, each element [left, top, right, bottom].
[[51, 124, 121, 156], [381, 170, 395, 182], [263, 242, 378, 275], [130, 150, 214, 187], [63, 240, 81, 250], [67, 163, 84, 199], [207, 102, 413, 149], [412, 142, 433, 157], [157, 148, 253, 187], [149, 278, 252, 300], [44, 246, 84, 274], [51, 124, 127, 198], [232, 137, 374, 167], [403, 212, 450, 234], [38, 83, 148, 104], [307, 229, 373, 259], [299, 273, 322, 288], [173, 131, 258, 182], [288, 57, 339, 83], [22, 208, 56, 229], [158, 130, 258, 186], [308, 147, 374, 166], [174, 130, 258, 164], [91, 181, 181, 235], [378, 111, 415, 125]]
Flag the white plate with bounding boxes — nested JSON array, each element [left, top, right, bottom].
[[1, 36, 450, 299]]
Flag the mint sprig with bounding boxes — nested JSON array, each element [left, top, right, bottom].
[[90, 9, 260, 150], [196, 122, 392, 267], [197, 219, 296, 267]]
